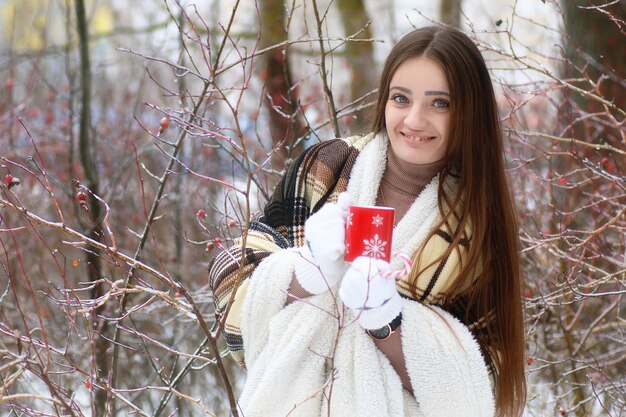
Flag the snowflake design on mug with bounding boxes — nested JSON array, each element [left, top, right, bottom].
[[347, 212, 354, 226], [372, 214, 384, 227], [362, 234, 387, 259]]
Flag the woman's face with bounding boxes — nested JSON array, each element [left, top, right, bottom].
[[384, 56, 451, 165]]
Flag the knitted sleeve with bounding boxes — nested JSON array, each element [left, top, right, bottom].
[[207, 222, 290, 366], [207, 138, 360, 366]]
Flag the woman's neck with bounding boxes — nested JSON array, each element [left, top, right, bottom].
[[376, 147, 445, 223]]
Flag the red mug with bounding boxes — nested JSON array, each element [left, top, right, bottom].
[[344, 205, 395, 262]]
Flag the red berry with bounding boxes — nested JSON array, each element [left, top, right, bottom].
[[5, 175, 20, 190], [84, 379, 92, 389], [5, 78, 14, 90], [75, 191, 87, 202], [197, 209, 206, 219], [175, 292, 182, 298], [523, 288, 533, 298], [558, 177, 567, 186], [206, 242, 215, 251], [607, 162, 615, 173], [526, 356, 535, 365], [228, 219, 238, 228], [213, 237, 222, 246], [559, 407, 566, 415], [160, 117, 170, 130]]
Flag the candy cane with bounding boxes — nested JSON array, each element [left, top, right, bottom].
[[380, 251, 412, 279]]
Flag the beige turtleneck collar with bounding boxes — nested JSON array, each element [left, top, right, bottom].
[[375, 146, 446, 224]]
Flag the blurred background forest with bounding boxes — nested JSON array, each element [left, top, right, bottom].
[[0, 0, 624, 416]]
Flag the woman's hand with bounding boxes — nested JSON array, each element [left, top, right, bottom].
[[339, 256, 402, 329], [292, 193, 351, 295]]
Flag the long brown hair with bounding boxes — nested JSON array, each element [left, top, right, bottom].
[[372, 26, 526, 416]]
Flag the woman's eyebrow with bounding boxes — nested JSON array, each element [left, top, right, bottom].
[[425, 90, 450, 96], [390, 86, 450, 96], [389, 86, 412, 94]]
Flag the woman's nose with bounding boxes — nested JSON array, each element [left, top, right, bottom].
[[404, 104, 426, 129]]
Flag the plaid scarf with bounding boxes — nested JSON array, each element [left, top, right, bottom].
[[209, 134, 370, 365]]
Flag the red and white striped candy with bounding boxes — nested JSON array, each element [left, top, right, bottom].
[[380, 251, 412, 279]]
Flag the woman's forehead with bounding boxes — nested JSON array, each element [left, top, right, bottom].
[[389, 56, 449, 92]]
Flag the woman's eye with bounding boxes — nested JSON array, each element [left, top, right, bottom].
[[433, 99, 449, 109], [390, 94, 409, 104]]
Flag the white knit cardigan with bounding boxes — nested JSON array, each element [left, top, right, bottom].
[[238, 134, 495, 417]]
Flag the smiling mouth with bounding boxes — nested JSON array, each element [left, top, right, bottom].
[[401, 132, 435, 142]]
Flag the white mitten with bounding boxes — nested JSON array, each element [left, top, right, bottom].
[[339, 256, 402, 330], [293, 193, 351, 295]]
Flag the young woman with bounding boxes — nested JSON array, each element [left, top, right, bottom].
[[209, 25, 526, 417]]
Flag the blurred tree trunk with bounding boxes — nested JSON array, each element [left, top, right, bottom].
[[74, 0, 108, 414], [259, 0, 304, 170], [337, 0, 375, 133], [174, 6, 187, 285], [440, 0, 462, 27], [557, 2, 625, 416]]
